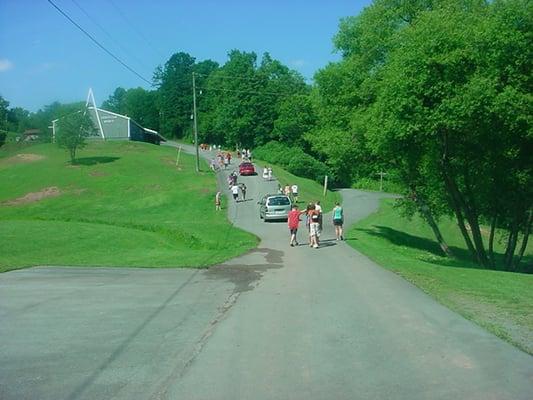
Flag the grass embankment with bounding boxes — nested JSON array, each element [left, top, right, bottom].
[[347, 199, 533, 354], [254, 159, 341, 213], [0, 141, 257, 272]]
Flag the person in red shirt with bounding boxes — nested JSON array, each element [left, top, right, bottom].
[[287, 205, 302, 247]]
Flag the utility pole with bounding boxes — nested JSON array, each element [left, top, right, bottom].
[[376, 171, 387, 191], [192, 72, 200, 172]]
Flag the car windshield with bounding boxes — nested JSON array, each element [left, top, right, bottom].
[[267, 197, 290, 206], [241, 163, 252, 167]]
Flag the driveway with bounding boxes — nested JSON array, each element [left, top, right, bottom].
[[0, 143, 531, 400]]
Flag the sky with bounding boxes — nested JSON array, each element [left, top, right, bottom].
[[0, 0, 372, 112]]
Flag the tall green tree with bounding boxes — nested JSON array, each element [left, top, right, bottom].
[[153, 52, 196, 138], [55, 107, 95, 163], [367, 0, 532, 268]]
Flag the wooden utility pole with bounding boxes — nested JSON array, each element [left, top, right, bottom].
[[376, 171, 387, 191], [192, 72, 200, 172]]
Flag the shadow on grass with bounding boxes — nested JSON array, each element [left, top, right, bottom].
[[356, 225, 488, 270], [74, 156, 120, 166]]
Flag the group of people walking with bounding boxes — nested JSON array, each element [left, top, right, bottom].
[[280, 184, 299, 203], [287, 201, 344, 248]]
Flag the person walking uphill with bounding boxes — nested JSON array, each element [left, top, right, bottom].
[[332, 202, 344, 240], [231, 184, 240, 202], [307, 203, 320, 249], [287, 205, 301, 247]]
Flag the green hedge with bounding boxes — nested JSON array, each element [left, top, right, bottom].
[[254, 141, 330, 183]]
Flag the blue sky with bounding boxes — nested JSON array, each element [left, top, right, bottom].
[[0, 0, 371, 111]]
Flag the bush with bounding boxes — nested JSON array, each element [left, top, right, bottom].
[[254, 141, 331, 183]]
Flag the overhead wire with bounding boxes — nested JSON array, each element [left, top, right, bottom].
[[106, 0, 166, 59], [47, 0, 152, 85], [70, 0, 153, 74], [196, 86, 293, 97]]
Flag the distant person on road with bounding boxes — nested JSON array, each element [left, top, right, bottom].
[[215, 191, 222, 211], [267, 167, 273, 181], [315, 200, 323, 233], [223, 155, 229, 169], [291, 184, 299, 203], [287, 205, 301, 247], [263, 167, 269, 180], [231, 184, 240, 202], [332, 202, 344, 240], [240, 183, 247, 201], [307, 204, 320, 249]]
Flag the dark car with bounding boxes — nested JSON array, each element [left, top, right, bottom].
[[239, 162, 256, 176], [258, 194, 292, 222]]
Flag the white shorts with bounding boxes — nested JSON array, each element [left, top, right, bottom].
[[309, 222, 320, 237]]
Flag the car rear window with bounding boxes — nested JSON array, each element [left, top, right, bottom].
[[241, 163, 253, 167], [267, 196, 290, 206]]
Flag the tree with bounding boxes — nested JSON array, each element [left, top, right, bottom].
[[199, 50, 308, 148], [0, 95, 9, 146], [55, 107, 95, 163], [153, 52, 196, 138], [102, 87, 160, 131], [101, 87, 127, 114], [272, 94, 315, 148], [367, 0, 532, 268]]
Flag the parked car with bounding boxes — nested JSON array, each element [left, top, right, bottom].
[[239, 162, 256, 176], [258, 194, 292, 222]]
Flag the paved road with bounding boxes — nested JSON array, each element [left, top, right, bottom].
[[0, 144, 531, 400]]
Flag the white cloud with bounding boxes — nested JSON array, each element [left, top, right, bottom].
[[0, 59, 14, 72], [290, 59, 307, 68]]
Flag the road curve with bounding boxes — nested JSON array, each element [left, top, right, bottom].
[[165, 143, 533, 400], [0, 142, 531, 400]]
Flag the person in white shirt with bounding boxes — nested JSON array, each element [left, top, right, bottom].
[[291, 184, 299, 203], [231, 184, 240, 201]]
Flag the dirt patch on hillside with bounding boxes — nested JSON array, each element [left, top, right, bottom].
[[2, 153, 45, 165], [89, 170, 108, 177], [2, 186, 61, 206]]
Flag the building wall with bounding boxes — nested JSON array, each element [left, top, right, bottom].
[[88, 108, 129, 139]]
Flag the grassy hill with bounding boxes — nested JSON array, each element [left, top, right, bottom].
[[0, 141, 257, 272], [347, 199, 533, 354]]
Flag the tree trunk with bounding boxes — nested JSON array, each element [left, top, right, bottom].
[[419, 203, 453, 257], [442, 170, 477, 261], [462, 171, 489, 268], [488, 216, 496, 268], [464, 209, 490, 268], [514, 210, 532, 268], [504, 221, 519, 270]]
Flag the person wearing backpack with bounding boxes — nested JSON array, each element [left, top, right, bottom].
[[332, 202, 344, 240]]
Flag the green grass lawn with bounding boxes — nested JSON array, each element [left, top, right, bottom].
[[253, 159, 341, 213], [0, 141, 257, 272], [346, 199, 533, 354]]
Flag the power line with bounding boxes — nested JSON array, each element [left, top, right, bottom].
[[196, 86, 292, 97], [194, 71, 313, 84], [106, 0, 166, 59], [70, 0, 153, 74], [47, 0, 152, 85]]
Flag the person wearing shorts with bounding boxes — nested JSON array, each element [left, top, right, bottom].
[[231, 184, 239, 201], [287, 205, 301, 247], [307, 204, 320, 248], [291, 184, 299, 203], [332, 202, 344, 240]]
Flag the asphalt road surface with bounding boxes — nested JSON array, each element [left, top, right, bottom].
[[0, 144, 531, 400]]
